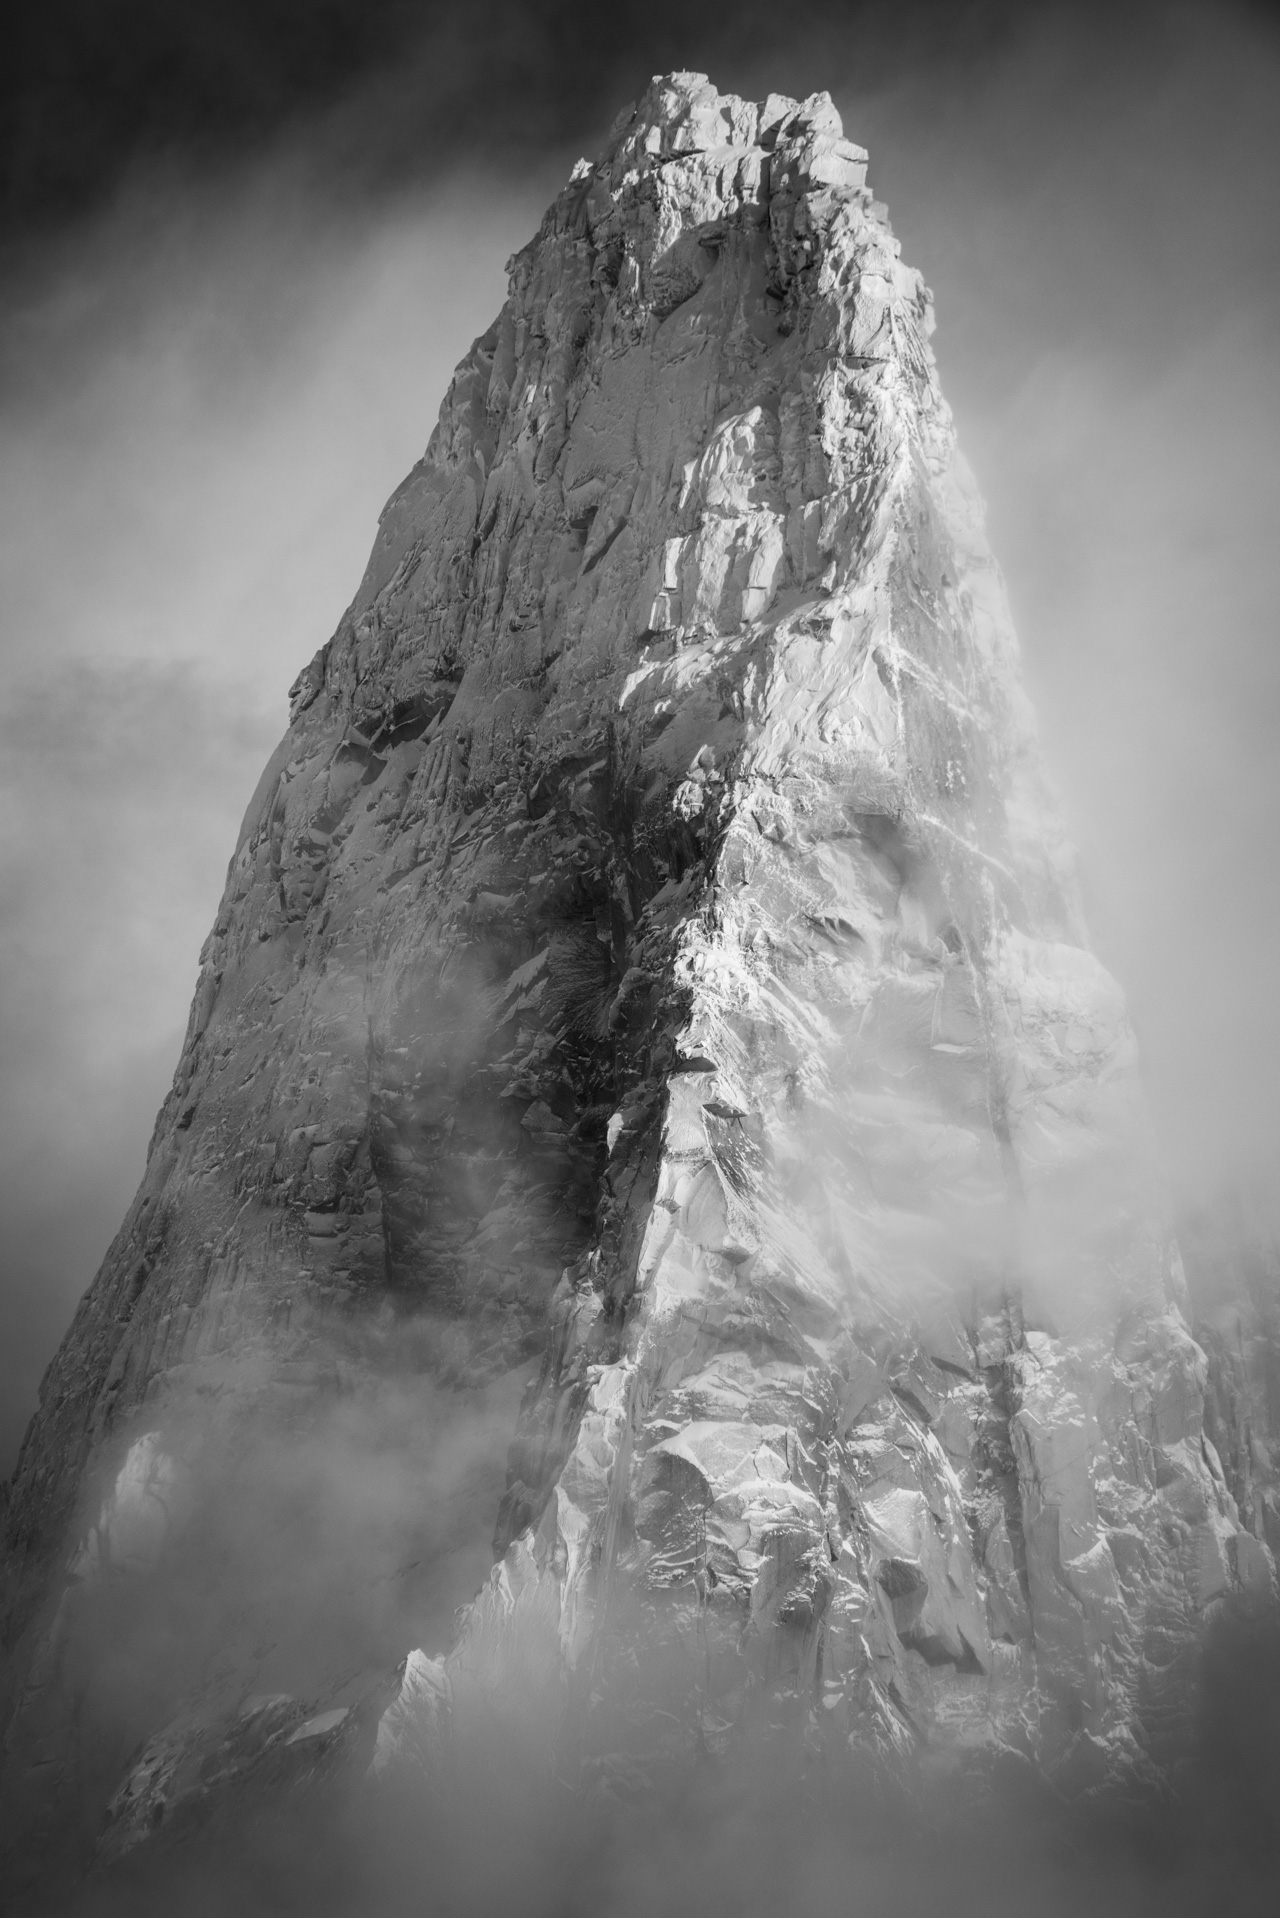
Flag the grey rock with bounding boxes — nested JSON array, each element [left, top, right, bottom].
[[2, 71, 1275, 1893]]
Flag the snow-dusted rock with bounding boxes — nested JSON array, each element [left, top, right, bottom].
[[3, 71, 1275, 1889]]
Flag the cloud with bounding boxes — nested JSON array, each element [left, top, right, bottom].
[[0, 153, 550, 1468], [822, 0, 1280, 1204], [65, 1594, 1280, 1916], [0, 1, 1033, 240]]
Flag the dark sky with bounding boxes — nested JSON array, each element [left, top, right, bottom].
[[3, 0, 1279, 1474], [2, 1, 1023, 241]]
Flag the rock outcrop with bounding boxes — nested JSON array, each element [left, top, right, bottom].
[[3, 73, 1276, 1895]]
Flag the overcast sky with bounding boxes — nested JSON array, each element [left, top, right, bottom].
[[2, 0, 1278, 1473]]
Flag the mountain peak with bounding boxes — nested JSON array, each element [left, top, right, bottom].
[[3, 71, 1276, 1907]]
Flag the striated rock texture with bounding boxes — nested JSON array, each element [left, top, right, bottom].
[[3, 73, 1277, 1888]]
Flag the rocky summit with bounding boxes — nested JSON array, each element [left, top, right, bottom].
[[3, 73, 1278, 1903]]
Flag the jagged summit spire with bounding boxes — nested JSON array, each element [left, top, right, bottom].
[[3, 74, 1274, 1901], [605, 71, 847, 150]]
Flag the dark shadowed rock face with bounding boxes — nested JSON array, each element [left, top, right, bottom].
[[2, 72, 1277, 1897]]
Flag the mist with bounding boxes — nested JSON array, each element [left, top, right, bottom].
[[844, 5, 1280, 1210], [0, 156, 552, 1468], [57, 1607, 1280, 1918]]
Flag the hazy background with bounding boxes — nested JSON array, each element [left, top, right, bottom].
[[2, 0, 1278, 1475]]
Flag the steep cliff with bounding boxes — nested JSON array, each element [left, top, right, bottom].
[[3, 73, 1275, 1894]]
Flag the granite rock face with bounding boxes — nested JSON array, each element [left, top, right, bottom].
[[3, 73, 1276, 1885]]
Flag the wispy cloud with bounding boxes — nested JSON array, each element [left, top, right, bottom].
[[0, 154, 549, 1465], [827, 0, 1280, 1203]]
